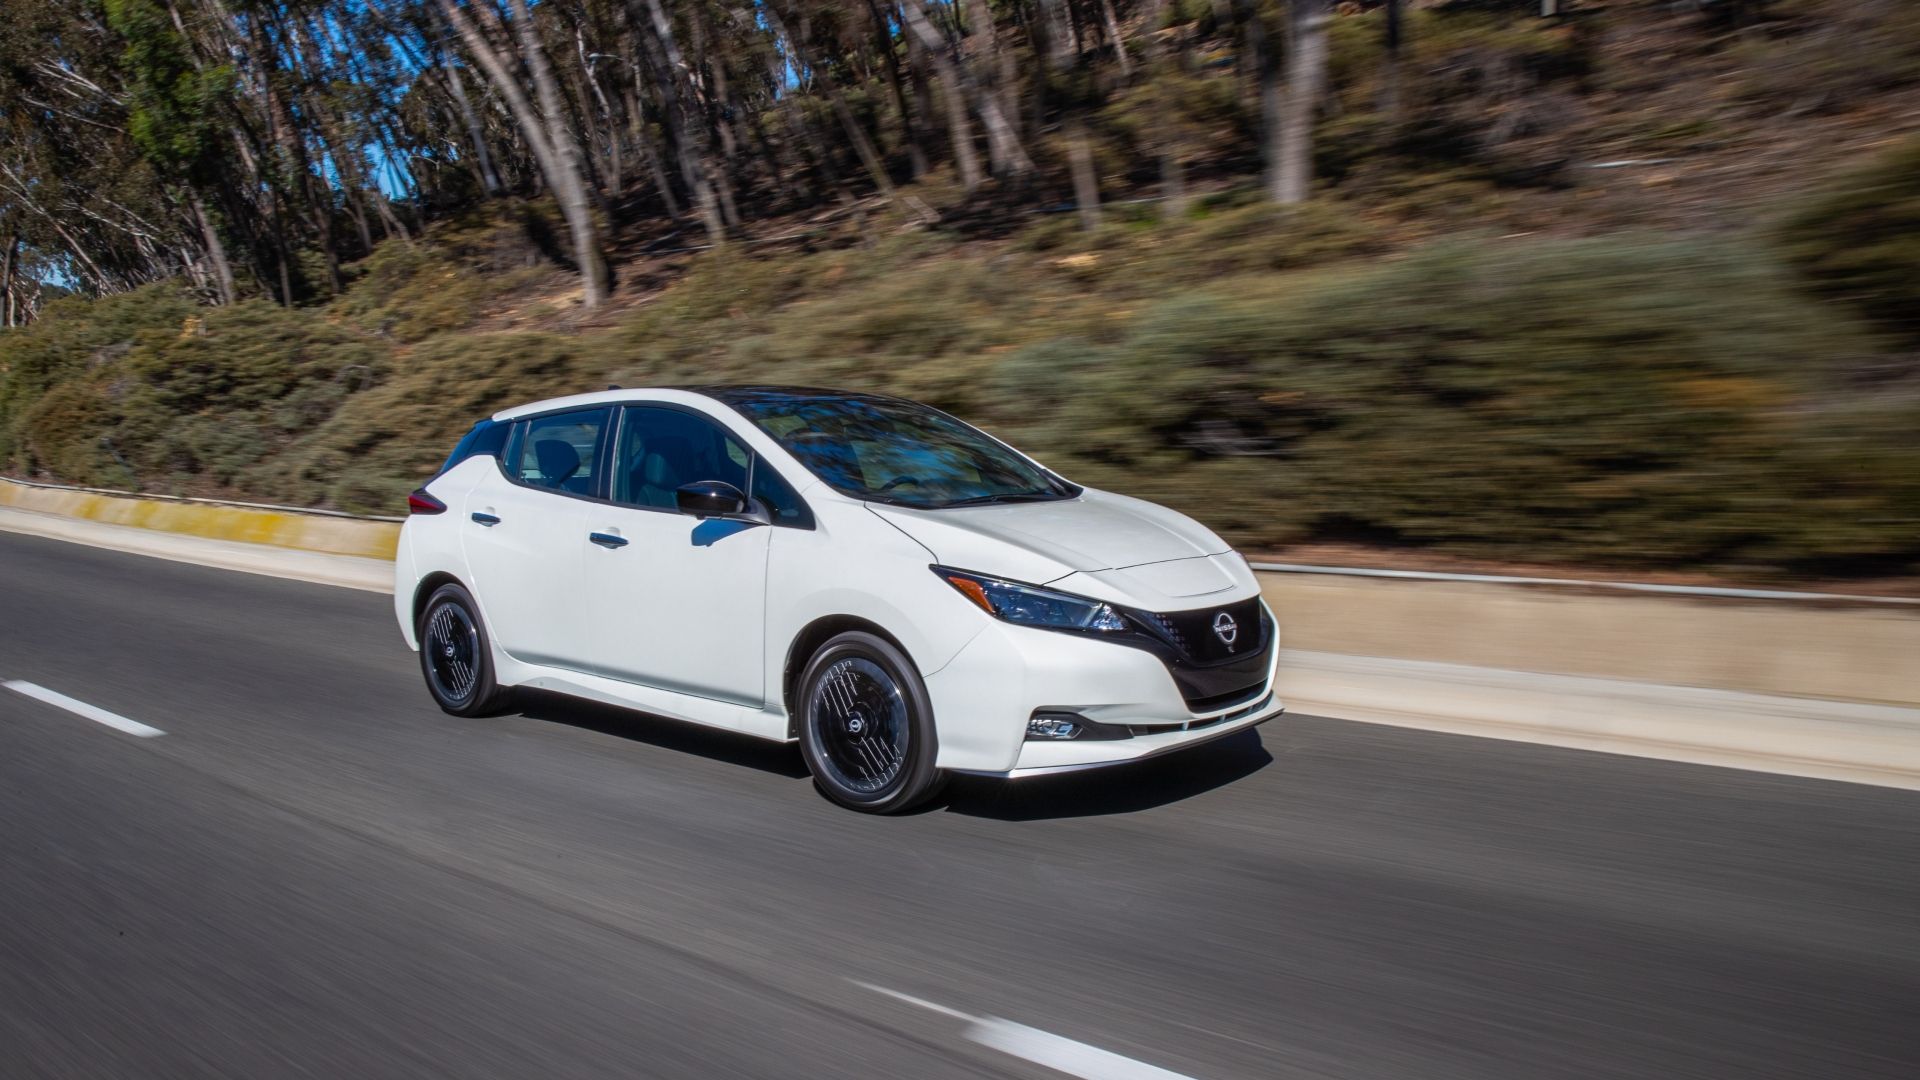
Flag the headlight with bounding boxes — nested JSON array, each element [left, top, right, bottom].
[[933, 566, 1129, 632]]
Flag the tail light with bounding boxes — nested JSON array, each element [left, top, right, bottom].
[[407, 488, 447, 515]]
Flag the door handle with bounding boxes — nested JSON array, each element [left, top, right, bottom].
[[471, 512, 501, 526], [589, 531, 628, 549]]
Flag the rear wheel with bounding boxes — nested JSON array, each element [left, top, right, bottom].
[[418, 583, 511, 716], [797, 632, 944, 813]]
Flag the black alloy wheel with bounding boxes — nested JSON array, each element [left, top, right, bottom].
[[797, 631, 944, 813], [418, 583, 510, 716]]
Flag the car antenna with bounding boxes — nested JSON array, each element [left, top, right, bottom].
[[607, 384, 621, 390]]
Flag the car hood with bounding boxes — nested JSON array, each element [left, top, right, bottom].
[[868, 488, 1237, 598]]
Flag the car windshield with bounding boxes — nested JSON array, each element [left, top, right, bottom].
[[718, 391, 1077, 509]]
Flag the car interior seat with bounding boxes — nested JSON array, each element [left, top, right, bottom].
[[532, 438, 585, 493], [632, 435, 692, 507]]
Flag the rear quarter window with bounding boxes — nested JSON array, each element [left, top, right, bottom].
[[438, 420, 509, 475]]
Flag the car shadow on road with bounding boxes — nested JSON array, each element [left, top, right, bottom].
[[509, 689, 812, 780], [938, 730, 1274, 820], [507, 689, 1271, 817]]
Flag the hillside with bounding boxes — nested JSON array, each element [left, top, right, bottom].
[[2, 0, 1918, 581]]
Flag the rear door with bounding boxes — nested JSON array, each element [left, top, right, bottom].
[[461, 406, 611, 671], [581, 404, 784, 705]]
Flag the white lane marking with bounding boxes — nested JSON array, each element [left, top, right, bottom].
[[4, 681, 165, 738], [852, 980, 1199, 1080], [969, 1018, 1197, 1080], [852, 981, 975, 1022]]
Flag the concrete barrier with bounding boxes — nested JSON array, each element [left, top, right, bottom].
[[1276, 649, 1920, 791], [1259, 573, 1920, 708], [0, 478, 399, 560]]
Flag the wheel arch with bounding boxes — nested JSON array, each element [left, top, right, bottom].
[[782, 615, 914, 739], [412, 571, 468, 632]]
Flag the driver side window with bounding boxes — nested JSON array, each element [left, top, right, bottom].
[[615, 406, 750, 509], [614, 405, 814, 527]]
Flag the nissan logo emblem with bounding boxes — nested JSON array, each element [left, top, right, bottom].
[[1212, 612, 1239, 648]]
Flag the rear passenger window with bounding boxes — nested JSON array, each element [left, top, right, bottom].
[[510, 408, 610, 497]]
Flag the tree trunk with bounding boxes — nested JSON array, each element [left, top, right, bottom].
[[867, 0, 929, 178], [962, 0, 1019, 139], [1382, 0, 1404, 117], [1160, 150, 1188, 220], [190, 192, 237, 305], [1097, 0, 1133, 79], [509, 0, 611, 306], [906, 24, 946, 169], [444, 65, 506, 196], [900, 1, 984, 192], [903, 0, 1027, 181], [635, 0, 728, 245], [1027, 1, 1053, 130], [438, 0, 610, 303], [1274, 0, 1330, 204], [1236, 0, 1281, 202], [1, 230, 15, 327], [627, 81, 685, 218], [1068, 120, 1100, 230]]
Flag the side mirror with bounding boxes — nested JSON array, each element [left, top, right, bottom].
[[675, 480, 750, 519]]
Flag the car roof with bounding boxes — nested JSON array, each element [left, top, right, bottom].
[[488, 384, 908, 423]]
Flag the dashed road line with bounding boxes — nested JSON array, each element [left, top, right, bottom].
[[853, 980, 1198, 1080], [4, 681, 165, 738]]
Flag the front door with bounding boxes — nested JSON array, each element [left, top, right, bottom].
[[583, 405, 771, 706], [461, 406, 611, 671]]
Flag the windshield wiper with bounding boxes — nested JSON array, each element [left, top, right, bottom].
[[936, 491, 1061, 508]]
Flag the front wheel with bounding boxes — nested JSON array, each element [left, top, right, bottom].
[[417, 583, 511, 717], [797, 632, 945, 813]]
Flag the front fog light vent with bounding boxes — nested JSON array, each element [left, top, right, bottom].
[[1027, 714, 1083, 741]]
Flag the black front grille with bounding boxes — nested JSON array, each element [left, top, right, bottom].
[[1118, 596, 1273, 712], [1141, 596, 1266, 665], [1184, 683, 1269, 714]]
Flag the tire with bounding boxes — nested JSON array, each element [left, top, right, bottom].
[[796, 631, 945, 813], [417, 583, 511, 717]]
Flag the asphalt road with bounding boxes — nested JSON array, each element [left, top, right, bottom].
[[2, 529, 1917, 1080]]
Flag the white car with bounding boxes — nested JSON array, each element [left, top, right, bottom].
[[396, 386, 1283, 812]]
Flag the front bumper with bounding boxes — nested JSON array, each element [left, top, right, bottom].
[[921, 600, 1284, 775]]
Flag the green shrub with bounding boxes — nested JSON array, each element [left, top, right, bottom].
[[986, 235, 1910, 568], [1779, 136, 1920, 346], [105, 300, 388, 487], [18, 379, 125, 485], [0, 284, 194, 475], [260, 330, 592, 512]]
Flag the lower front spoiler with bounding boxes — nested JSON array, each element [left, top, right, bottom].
[[947, 700, 1283, 779]]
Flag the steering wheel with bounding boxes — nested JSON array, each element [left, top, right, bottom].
[[879, 475, 922, 491]]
